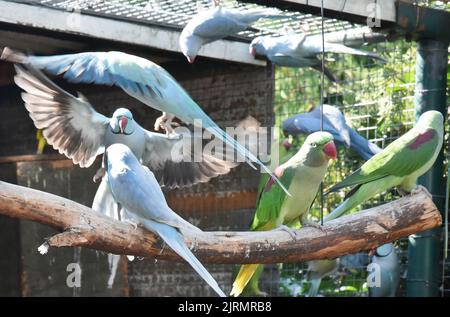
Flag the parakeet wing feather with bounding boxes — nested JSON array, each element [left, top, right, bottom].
[[13, 64, 109, 168], [142, 131, 237, 188], [327, 128, 440, 193], [251, 166, 295, 230]]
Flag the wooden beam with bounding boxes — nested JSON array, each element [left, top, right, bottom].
[[0, 1, 265, 66], [0, 181, 441, 264], [243, 0, 396, 26]]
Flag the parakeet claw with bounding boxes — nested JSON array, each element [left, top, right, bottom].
[[276, 225, 298, 240], [154, 112, 178, 138], [411, 185, 429, 197], [302, 221, 325, 233], [93, 168, 105, 183], [124, 219, 139, 230]]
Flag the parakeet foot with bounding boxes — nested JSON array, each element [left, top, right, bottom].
[[93, 168, 105, 183], [411, 185, 429, 197], [154, 112, 178, 138], [124, 219, 139, 230], [276, 225, 298, 240], [302, 221, 325, 233]]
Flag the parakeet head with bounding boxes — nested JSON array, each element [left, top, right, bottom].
[[304, 131, 337, 161], [416, 110, 444, 129], [105, 143, 139, 172], [179, 32, 202, 64], [110, 108, 135, 135], [249, 37, 266, 56]]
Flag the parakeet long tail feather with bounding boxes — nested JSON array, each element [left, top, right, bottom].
[[307, 278, 322, 297], [145, 220, 226, 297], [206, 125, 291, 197], [230, 264, 260, 297]]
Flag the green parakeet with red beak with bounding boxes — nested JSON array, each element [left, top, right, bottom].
[[324, 110, 444, 222], [231, 131, 337, 297]]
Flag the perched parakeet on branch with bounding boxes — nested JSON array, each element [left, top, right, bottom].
[[249, 33, 385, 81], [230, 132, 337, 297], [324, 110, 444, 222], [180, 2, 283, 63], [104, 144, 226, 297]]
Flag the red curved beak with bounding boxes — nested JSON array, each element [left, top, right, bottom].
[[249, 46, 256, 56], [323, 140, 337, 160], [119, 116, 128, 134]]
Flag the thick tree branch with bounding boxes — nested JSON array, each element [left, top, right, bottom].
[[0, 181, 442, 264]]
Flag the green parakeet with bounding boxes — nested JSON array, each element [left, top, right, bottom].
[[324, 110, 444, 222], [231, 131, 337, 297]]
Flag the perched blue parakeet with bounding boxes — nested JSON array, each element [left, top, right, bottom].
[[249, 34, 386, 81], [2, 47, 289, 195], [282, 105, 381, 160], [104, 143, 226, 297], [324, 110, 444, 221], [180, 3, 283, 63], [368, 243, 400, 297]]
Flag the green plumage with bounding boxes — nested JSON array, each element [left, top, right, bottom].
[[325, 110, 444, 222], [232, 132, 335, 297]]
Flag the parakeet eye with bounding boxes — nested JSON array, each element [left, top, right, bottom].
[[311, 142, 317, 147]]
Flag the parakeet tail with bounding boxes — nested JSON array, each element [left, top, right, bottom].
[[230, 264, 260, 297], [147, 220, 226, 297], [107, 254, 121, 289], [307, 278, 322, 297], [325, 43, 386, 63], [206, 125, 292, 197]]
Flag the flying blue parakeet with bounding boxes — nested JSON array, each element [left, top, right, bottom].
[[282, 104, 381, 160], [231, 132, 337, 297], [2, 47, 289, 195], [249, 34, 386, 81], [324, 110, 444, 221], [180, 3, 283, 63], [104, 143, 226, 297]]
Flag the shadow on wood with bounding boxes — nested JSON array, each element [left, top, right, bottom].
[[0, 181, 442, 264]]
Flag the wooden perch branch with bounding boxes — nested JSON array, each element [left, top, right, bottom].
[[0, 181, 442, 264]]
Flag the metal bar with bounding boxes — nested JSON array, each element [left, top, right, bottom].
[[407, 39, 448, 297]]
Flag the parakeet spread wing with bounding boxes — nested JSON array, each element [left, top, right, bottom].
[[3, 48, 288, 194], [14, 64, 109, 168], [142, 131, 237, 188], [327, 128, 440, 193]]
